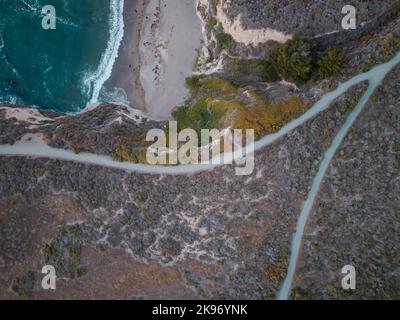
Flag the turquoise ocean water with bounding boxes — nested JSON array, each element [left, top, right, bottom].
[[0, 0, 124, 112]]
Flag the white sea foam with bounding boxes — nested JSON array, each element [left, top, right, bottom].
[[99, 87, 130, 108], [0, 95, 20, 105], [83, 0, 125, 106], [4, 57, 19, 77], [20, 0, 39, 12]]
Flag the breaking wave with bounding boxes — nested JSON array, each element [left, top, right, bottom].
[[83, 0, 125, 106]]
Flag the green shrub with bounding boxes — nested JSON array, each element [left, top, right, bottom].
[[209, 17, 218, 28], [316, 47, 346, 79], [216, 32, 234, 52], [226, 59, 280, 84], [173, 77, 307, 140], [214, 35, 346, 86], [185, 75, 202, 92], [262, 59, 281, 82], [172, 97, 224, 138], [269, 36, 315, 86], [380, 33, 400, 60]]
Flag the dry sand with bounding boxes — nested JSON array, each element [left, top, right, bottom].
[[139, 0, 202, 120], [105, 0, 202, 121], [216, 0, 292, 45]]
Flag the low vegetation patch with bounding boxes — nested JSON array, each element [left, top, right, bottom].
[[173, 77, 307, 140], [42, 224, 88, 280], [225, 58, 280, 84], [380, 33, 400, 60], [11, 271, 35, 298], [113, 138, 149, 163], [185, 75, 203, 92]]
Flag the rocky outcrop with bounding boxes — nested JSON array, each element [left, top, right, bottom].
[[0, 103, 165, 162], [219, 0, 399, 45]]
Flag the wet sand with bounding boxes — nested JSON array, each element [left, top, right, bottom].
[[104, 0, 148, 113]]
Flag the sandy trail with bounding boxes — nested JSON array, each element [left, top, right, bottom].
[[1, 53, 399, 175]]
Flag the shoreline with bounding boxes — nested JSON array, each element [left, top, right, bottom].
[[103, 0, 148, 113], [85, 0, 125, 105], [105, 0, 202, 120]]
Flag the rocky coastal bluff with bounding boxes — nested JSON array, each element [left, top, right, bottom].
[[0, 0, 400, 299]]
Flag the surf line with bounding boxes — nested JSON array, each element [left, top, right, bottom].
[[0, 53, 399, 176], [84, 0, 125, 105], [277, 52, 400, 300]]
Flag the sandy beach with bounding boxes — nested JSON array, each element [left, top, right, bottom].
[[104, 0, 148, 113], [105, 0, 202, 120], [139, 0, 202, 120]]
